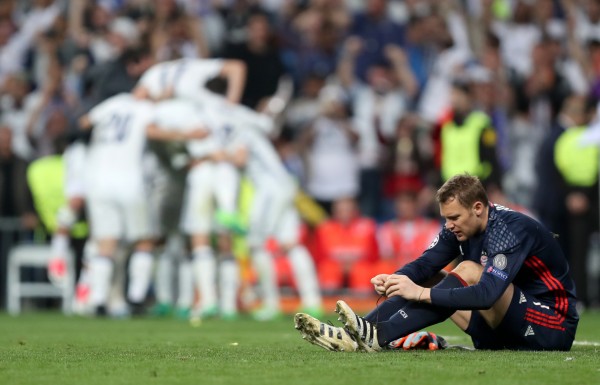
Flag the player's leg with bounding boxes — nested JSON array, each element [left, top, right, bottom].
[[337, 262, 478, 351], [183, 164, 218, 318], [214, 161, 245, 234], [247, 185, 280, 320], [123, 194, 157, 313], [452, 261, 577, 350], [277, 207, 322, 316], [216, 232, 240, 319], [448, 260, 513, 331], [86, 197, 121, 315]]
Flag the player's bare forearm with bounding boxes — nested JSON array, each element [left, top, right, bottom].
[[384, 274, 431, 303]]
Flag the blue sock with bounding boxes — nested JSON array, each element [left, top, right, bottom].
[[375, 273, 467, 346]]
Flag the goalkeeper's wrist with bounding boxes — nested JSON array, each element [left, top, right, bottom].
[[417, 287, 425, 302]]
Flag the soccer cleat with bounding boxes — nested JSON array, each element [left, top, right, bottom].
[[150, 303, 173, 317], [215, 210, 247, 235], [335, 300, 382, 352], [294, 313, 358, 352], [252, 307, 282, 322]]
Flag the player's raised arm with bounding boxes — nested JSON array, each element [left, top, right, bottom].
[[78, 114, 92, 131], [219, 59, 247, 104], [145, 123, 210, 142]]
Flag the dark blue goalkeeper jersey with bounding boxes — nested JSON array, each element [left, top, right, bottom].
[[396, 203, 578, 330]]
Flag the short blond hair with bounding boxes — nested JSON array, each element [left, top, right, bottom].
[[436, 174, 489, 208]]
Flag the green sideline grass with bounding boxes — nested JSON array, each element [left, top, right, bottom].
[[0, 311, 599, 385]]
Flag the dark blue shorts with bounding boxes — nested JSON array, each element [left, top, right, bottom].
[[465, 287, 578, 350]]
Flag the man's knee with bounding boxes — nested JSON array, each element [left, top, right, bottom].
[[451, 261, 483, 286]]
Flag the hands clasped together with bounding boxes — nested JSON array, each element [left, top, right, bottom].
[[371, 274, 426, 302]]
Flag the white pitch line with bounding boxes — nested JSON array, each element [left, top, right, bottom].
[[573, 340, 600, 347]]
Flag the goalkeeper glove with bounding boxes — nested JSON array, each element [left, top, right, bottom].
[[388, 331, 448, 351]]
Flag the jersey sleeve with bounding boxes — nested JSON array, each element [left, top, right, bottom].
[[88, 97, 116, 126], [430, 215, 532, 309], [395, 227, 461, 284]]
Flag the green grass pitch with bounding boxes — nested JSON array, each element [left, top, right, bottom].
[[1, 311, 599, 385]]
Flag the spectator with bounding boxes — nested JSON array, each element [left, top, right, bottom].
[[338, 37, 417, 218], [438, 79, 502, 191], [347, 0, 405, 81], [298, 84, 359, 214], [314, 197, 379, 293], [553, 95, 599, 308], [377, 190, 441, 269], [224, 11, 287, 110]]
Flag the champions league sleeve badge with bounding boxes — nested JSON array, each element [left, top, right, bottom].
[[493, 254, 508, 270], [427, 235, 439, 250]]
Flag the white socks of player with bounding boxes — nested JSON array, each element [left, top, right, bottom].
[[177, 259, 194, 309], [192, 246, 217, 311], [154, 249, 174, 306], [127, 251, 154, 304], [289, 245, 322, 310], [252, 248, 280, 311], [219, 257, 239, 315], [89, 255, 114, 307]]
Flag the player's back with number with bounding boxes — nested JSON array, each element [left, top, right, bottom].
[[86, 93, 154, 197]]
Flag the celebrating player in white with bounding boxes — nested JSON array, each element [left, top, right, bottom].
[[217, 100, 323, 320], [82, 92, 207, 316], [150, 98, 242, 319]]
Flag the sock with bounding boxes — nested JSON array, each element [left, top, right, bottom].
[[127, 251, 154, 304], [192, 246, 217, 310], [219, 256, 239, 314], [288, 245, 321, 309], [89, 255, 114, 307], [375, 273, 467, 346], [155, 249, 174, 305], [252, 248, 280, 310], [50, 233, 69, 258], [176, 259, 194, 309], [108, 246, 128, 315]]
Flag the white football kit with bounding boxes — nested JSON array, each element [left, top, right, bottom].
[[138, 58, 224, 102], [152, 99, 240, 236], [85, 93, 156, 242], [220, 108, 322, 316], [223, 116, 299, 247]]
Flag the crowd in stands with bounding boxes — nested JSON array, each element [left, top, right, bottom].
[[1, 0, 600, 314]]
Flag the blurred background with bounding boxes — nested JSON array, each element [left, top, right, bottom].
[[1, 0, 600, 317]]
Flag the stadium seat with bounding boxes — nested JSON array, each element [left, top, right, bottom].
[[348, 260, 378, 295], [6, 244, 75, 315], [317, 259, 344, 292]]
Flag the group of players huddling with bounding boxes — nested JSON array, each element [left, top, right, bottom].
[[53, 57, 321, 322]]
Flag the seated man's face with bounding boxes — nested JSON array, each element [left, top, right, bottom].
[[333, 198, 358, 223]]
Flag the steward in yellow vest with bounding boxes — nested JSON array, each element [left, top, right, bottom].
[[552, 95, 600, 307], [440, 81, 501, 189]]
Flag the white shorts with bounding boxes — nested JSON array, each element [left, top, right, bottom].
[[180, 163, 215, 235], [87, 193, 155, 242], [247, 183, 299, 247]]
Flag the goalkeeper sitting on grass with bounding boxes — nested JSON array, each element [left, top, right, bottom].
[[295, 174, 579, 352]]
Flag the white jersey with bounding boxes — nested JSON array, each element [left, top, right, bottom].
[[138, 58, 223, 101], [86, 93, 155, 198], [153, 99, 219, 158], [222, 116, 293, 188]]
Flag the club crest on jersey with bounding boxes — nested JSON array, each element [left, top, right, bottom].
[[427, 235, 439, 250], [493, 254, 507, 270], [480, 251, 488, 266]]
